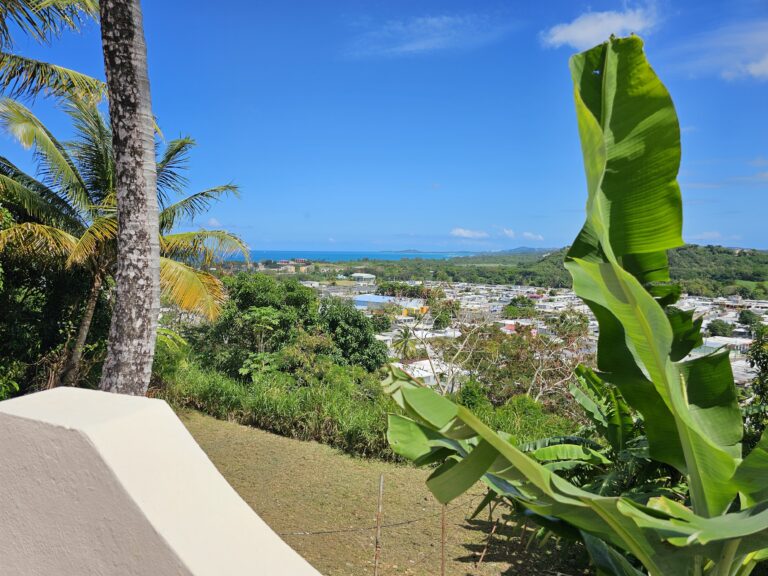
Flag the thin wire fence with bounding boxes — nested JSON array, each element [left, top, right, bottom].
[[278, 487, 583, 576]]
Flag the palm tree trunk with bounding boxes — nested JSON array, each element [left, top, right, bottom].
[[59, 273, 103, 387], [98, 0, 159, 396]]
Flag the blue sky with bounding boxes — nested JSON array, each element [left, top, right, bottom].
[[4, 0, 768, 251]]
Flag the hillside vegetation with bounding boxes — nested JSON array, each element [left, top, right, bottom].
[[327, 244, 768, 297]]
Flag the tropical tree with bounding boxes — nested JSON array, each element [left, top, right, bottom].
[[707, 319, 734, 337], [318, 297, 388, 372], [0, 98, 247, 387], [739, 310, 761, 330], [503, 295, 536, 319], [0, 1, 104, 101], [382, 36, 768, 575], [745, 326, 768, 448], [392, 325, 418, 361], [97, 0, 157, 395]]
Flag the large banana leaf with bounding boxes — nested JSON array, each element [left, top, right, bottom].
[[382, 35, 768, 576], [564, 35, 741, 518], [572, 365, 634, 453], [384, 372, 695, 575]]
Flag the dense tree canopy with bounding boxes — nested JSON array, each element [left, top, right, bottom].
[[190, 273, 387, 378], [707, 318, 734, 337]]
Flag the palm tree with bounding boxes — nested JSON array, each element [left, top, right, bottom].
[[98, 0, 157, 395], [392, 325, 418, 362], [0, 98, 248, 387], [0, 1, 104, 101]]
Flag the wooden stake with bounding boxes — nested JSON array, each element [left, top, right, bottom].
[[476, 519, 498, 567], [373, 474, 384, 576], [441, 504, 447, 576]]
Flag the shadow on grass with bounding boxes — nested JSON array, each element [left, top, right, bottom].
[[455, 517, 591, 576]]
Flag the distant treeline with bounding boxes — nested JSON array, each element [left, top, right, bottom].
[[298, 245, 768, 298]]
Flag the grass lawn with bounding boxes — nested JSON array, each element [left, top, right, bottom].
[[180, 409, 590, 576]]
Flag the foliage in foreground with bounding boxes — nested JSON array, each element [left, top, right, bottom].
[[0, 99, 247, 389], [383, 36, 768, 576]]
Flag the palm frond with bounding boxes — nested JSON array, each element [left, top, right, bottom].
[[0, 172, 80, 230], [34, 0, 99, 15], [0, 98, 89, 211], [159, 257, 226, 320], [0, 155, 84, 228], [161, 229, 250, 267], [0, 221, 77, 257], [66, 215, 117, 266], [156, 137, 195, 202], [156, 327, 188, 352], [1, 1, 97, 49], [65, 100, 115, 208], [158, 184, 238, 233], [0, 52, 105, 101]]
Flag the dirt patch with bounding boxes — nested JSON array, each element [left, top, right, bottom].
[[181, 410, 590, 576]]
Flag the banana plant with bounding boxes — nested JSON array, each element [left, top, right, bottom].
[[518, 367, 683, 502], [382, 35, 768, 576]]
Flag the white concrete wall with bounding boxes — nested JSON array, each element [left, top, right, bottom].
[[0, 388, 321, 576]]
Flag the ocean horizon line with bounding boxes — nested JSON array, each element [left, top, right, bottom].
[[232, 249, 480, 263]]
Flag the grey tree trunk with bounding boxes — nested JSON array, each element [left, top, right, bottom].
[[98, 0, 159, 396], [59, 273, 103, 387]]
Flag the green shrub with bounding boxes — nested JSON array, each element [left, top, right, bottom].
[[163, 361, 394, 458], [164, 361, 575, 460], [164, 363, 247, 420]]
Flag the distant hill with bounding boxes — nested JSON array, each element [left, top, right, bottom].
[[495, 247, 554, 254], [668, 244, 768, 282], [328, 244, 768, 298], [520, 244, 768, 297]]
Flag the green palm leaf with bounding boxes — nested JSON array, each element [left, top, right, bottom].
[[158, 184, 239, 233], [160, 229, 249, 267], [0, 173, 80, 230], [0, 52, 105, 101], [65, 101, 115, 207], [66, 216, 118, 266], [0, 221, 77, 257], [0, 155, 84, 228], [0, 99, 89, 212], [156, 137, 195, 202], [0, 1, 97, 49]]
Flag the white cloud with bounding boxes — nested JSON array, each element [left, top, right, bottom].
[[522, 231, 544, 241], [689, 231, 722, 241], [541, 4, 657, 51], [681, 181, 723, 190], [207, 217, 221, 227], [740, 172, 768, 183], [451, 227, 489, 239], [670, 20, 768, 80], [745, 54, 768, 79], [347, 14, 512, 58], [502, 228, 515, 238]]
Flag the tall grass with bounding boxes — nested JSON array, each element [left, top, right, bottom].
[[162, 361, 577, 460]]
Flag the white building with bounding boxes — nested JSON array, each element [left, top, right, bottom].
[[391, 359, 467, 391], [350, 272, 376, 285]]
